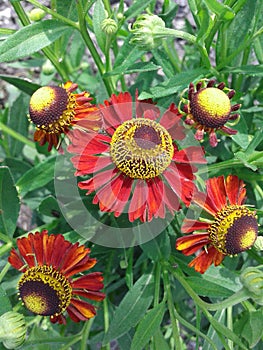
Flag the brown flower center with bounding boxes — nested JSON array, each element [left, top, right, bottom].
[[208, 205, 258, 255], [18, 265, 72, 317], [110, 118, 173, 179], [190, 87, 231, 128], [29, 86, 76, 133]]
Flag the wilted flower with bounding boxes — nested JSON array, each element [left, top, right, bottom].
[[176, 175, 258, 273], [180, 79, 240, 147]]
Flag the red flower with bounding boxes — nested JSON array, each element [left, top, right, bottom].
[[176, 175, 258, 273], [29, 81, 101, 151], [8, 230, 105, 324], [68, 91, 206, 222], [180, 80, 240, 147]]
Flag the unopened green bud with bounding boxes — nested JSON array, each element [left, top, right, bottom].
[[0, 311, 26, 349], [28, 8, 46, 22], [42, 60, 55, 75], [240, 266, 263, 305], [129, 14, 166, 50], [101, 18, 118, 35], [253, 236, 263, 251]]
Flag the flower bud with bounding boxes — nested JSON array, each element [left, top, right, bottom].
[[0, 311, 26, 349], [240, 266, 263, 305], [28, 8, 46, 22], [253, 236, 263, 251], [101, 18, 118, 35], [42, 59, 55, 75], [129, 14, 166, 50]]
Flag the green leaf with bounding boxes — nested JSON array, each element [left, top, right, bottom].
[[16, 156, 56, 197], [153, 329, 171, 350], [139, 68, 209, 99], [103, 272, 154, 344], [152, 49, 175, 78], [222, 65, 263, 76], [112, 36, 143, 75], [38, 195, 61, 218], [242, 310, 263, 348], [3, 158, 31, 183], [0, 166, 20, 238], [0, 20, 72, 62], [131, 302, 166, 350], [0, 285, 12, 314], [93, 0, 107, 53], [0, 75, 40, 95], [196, 2, 212, 41], [8, 93, 30, 157], [124, 0, 154, 20], [205, 0, 235, 20], [140, 231, 171, 262], [106, 62, 161, 76]]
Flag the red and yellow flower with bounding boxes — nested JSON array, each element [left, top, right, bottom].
[[68, 91, 206, 222], [29, 81, 101, 151], [176, 175, 258, 274], [8, 230, 105, 324], [180, 80, 240, 147]]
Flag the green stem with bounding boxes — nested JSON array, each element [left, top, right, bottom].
[[101, 299, 110, 350], [11, 1, 69, 81], [0, 122, 35, 149], [26, 0, 78, 28], [0, 232, 12, 244], [162, 40, 181, 73], [0, 262, 11, 283], [162, 267, 182, 350], [171, 267, 249, 311], [75, 1, 113, 96], [198, 158, 243, 175], [154, 263, 161, 307], [227, 307, 234, 350], [80, 318, 95, 350]]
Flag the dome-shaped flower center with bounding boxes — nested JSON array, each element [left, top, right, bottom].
[[18, 265, 72, 317], [208, 205, 258, 255], [110, 118, 173, 179], [190, 87, 231, 128], [29, 86, 76, 132]]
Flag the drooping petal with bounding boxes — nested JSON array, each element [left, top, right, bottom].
[[173, 146, 206, 164], [72, 272, 104, 290], [69, 298, 96, 319], [8, 248, 25, 271], [188, 246, 224, 274], [181, 219, 211, 233], [206, 176, 227, 211], [160, 103, 185, 140], [176, 233, 210, 255], [129, 179, 148, 222], [225, 175, 246, 205]]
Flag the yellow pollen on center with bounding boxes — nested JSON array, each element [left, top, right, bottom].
[[23, 293, 49, 315], [30, 87, 56, 113], [110, 118, 173, 179], [197, 88, 231, 119], [18, 265, 72, 316], [208, 205, 258, 255]]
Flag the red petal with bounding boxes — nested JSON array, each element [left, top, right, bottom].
[[225, 175, 246, 205], [73, 290, 105, 301], [79, 168, 118, 194], [206, 176, 227, 211], [8, 248, 25, 271], [173, 146, 206, 164], [16, 236, 35, 268], [146, 178, 165, 220], [181, 219, 210, 233], [72, 155, 112, 175], [72, 272, 104, 290], [188, 246, 224, 274], [176, 233, 209, 254], [160, 103, 185, 140], [70, 298, 96, 319], [128, 179, 148, 222], [221, 125, 237, 135]]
